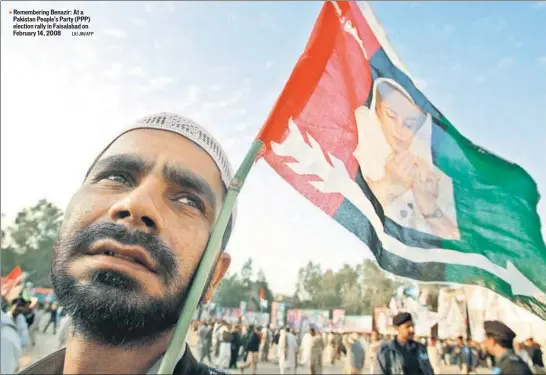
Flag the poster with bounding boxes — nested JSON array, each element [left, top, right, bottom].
[[271, 302, 286, 328], [215, 307, 241, 324], [343, 315, 373, 333], [437, 287, 467, 339], [243, 311, 270, 327], [299, 309, 329, 331], [331, 309, 345, 331], [374, 307, 393, 335], [465, 285, 546, 345], [287, 309, 302, 329]]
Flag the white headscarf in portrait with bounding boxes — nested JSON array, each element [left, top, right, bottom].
[[353, 77, 434, 183]]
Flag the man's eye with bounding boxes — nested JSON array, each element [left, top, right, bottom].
[[176, 195, 204, 212], [103, 173, 130, 185]]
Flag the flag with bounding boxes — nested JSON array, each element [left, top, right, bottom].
[[1, 265, 24, 299], [259, 287, 268, 309], [256, 1, 546, 318]]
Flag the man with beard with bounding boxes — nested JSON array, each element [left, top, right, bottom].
[[20, 113, 234, 374], [375, 312, 434, 375]]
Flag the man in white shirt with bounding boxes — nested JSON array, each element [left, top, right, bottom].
[[1, 309, 22, 374]]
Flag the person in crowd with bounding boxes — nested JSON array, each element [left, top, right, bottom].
[[336, 332, 347, 360], [428, 337, 442, 374], [460, 338, 478, 374], [260, 325, 271, 362], [287, 328, 300, 373], [57, 309, 71, 348], [241, 324, 253, 362], [217, 322, 232, 369], [29, 302, 45, 347], [229, 325, 242, 369], [375, 312, 434, 375], [43, 302, 59, 335], [368, 330, 383, 373], [1, 308, 23, 374], [514, 340, 534, 371], [278, 327, 289, 374], [18, 113, 235, 374], [308, 327, 324, 374], [239, 325, 261, 374], [213, 321, 223, 358], [453, 335, 464, 371], [272, 327, 281, 362], [198, 322, 213, 363], [10, 297, 30, 348], [327, 331, 338, 365], [524, 337, 545, 372], [343, 332, 365, 374], [482, 320, 533, 375]]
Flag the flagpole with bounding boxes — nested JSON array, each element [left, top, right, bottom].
[[158, 139, 264, 374]]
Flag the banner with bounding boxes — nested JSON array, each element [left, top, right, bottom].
[[243, 311, 270, 327], [343, 315, 373, 333], [271, 302, 286, 328], [215, 307, 241, 324], [299, 309, 329, 331], [287, 309, 302, 329], [437, 287, 467, 339], [465, 285, 546, 345], [389, 286, 438, 336], [331, 309, 345, 331], [374, 307, 393, 335]]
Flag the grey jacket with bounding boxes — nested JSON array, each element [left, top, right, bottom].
[[374, 338, 435, 375]]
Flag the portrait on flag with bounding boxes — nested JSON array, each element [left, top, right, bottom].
[[354, 77, 459, 239]]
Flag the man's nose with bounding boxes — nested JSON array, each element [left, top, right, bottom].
[[107, 181, 164, 234]]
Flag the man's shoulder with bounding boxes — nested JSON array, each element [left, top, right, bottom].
[[498, 352, 533, 375], [194, 363, 229, 375], [377, 340, 395, 353], [174, 347, 230, 375], [414, 341, 428, 352]]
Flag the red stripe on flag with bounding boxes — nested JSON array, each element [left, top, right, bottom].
[[258, 1, 380, 217], [1, 265, 24, 298]]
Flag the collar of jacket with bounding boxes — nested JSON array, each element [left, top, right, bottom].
[[18, 343, 187, 375]]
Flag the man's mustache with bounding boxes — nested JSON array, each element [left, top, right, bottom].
[[68, 221, 178, 281]]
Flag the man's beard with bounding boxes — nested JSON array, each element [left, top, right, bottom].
[[51, 222, 190, 347]]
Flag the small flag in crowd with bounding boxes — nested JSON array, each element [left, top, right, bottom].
[[256, 1, 546, 318], [1, 265, 24, 300], [259, 287, 268, 309]]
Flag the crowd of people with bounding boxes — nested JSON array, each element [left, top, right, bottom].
[[0, 297, 71, 374], [2, 293, 545, 375], [191, 312, 545, 375]]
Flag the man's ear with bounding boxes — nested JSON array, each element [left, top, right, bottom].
[[202, 253, 231, 303]]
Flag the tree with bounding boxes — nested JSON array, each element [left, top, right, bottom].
[[293, 261, 323, 305], [358, 259, 403, 314], [1, 200, 63, 287], [212, 273, 247, 308], [212, 258, 274, 312], [315, 269, 342, 310]]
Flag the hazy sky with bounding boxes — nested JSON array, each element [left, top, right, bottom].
[[1, 1, 545, 295]]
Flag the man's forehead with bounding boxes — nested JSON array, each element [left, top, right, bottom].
[[97, 129, 225, 191], [104, 129, 217, 170]]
